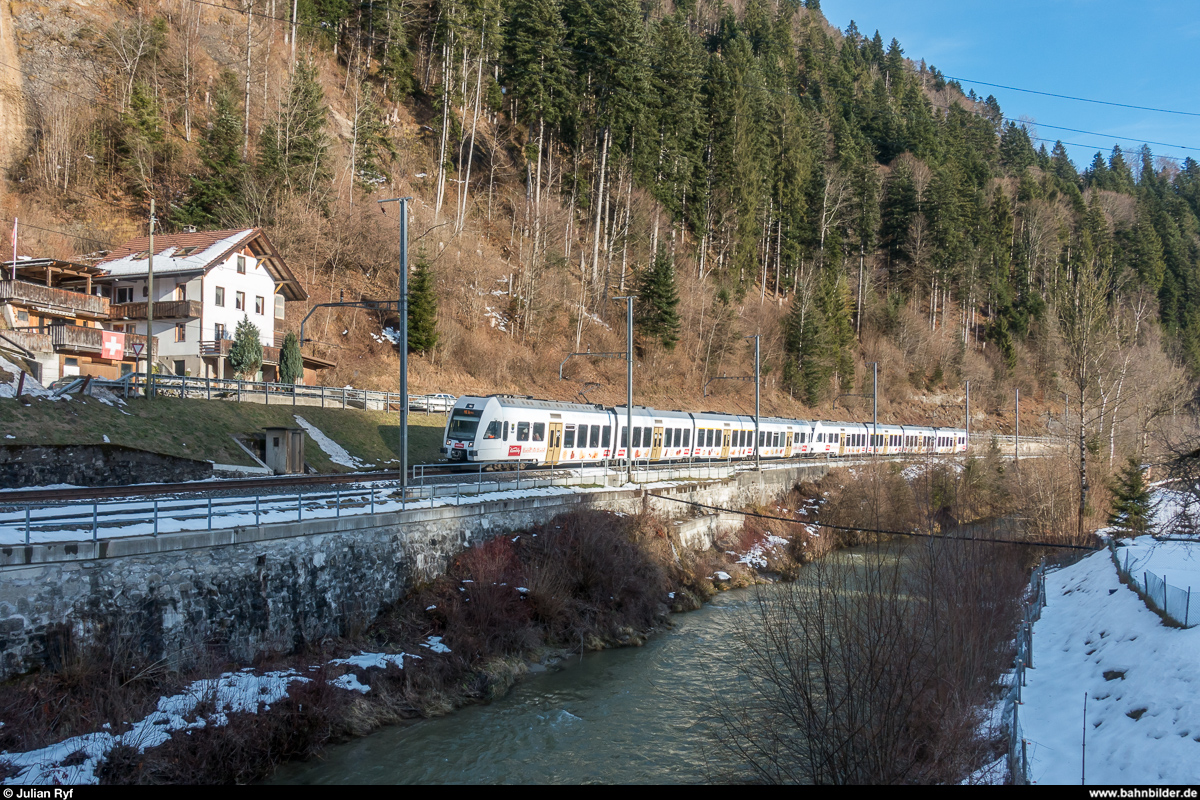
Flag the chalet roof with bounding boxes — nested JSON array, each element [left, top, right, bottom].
[[94, 228, 308, 301]]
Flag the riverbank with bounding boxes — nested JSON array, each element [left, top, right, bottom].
[[0, 491, 825, 785]]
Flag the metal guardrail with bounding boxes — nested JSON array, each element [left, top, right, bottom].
[[1, 455, 841, 547], [91, 374, 454, 414]]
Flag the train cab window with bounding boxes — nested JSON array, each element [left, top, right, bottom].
[[483, 421, 501, 439], [502, 421, 509, 441], [564, 426, 576, 448], [590, 426, 601, 448], [532, 422, 545, 441], [517, 422, 530, 441], [602, 426, 611, 448]]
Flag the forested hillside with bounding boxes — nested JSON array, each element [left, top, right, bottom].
[[3, 0, 1196, 457]]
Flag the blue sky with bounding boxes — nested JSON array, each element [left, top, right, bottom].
[[820, 0, 1200, 171]]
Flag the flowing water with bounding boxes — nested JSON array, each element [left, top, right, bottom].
[[271, 544, 914, 785], [270, 586, 773, 785]]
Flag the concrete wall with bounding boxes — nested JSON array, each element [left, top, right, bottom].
[[0, 444, 213, 490], [0, 462, 827, 678]]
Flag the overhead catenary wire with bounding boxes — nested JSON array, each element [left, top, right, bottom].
[[651, 493, 1098, 551], [943, 74, 1200, 118]]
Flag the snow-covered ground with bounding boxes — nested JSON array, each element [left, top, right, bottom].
[[1, 651, 420, 785], [1020, 546, 1200, 784], [293, 415, 373, 469]]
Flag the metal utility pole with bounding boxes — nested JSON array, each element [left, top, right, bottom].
[[613, 295, 636, 481], [965, 380, 970, 441], [146, 199, 156, 398], [872, 361, 878, 450], [753, 334, 760, 470], [379, 196, 412, 493]]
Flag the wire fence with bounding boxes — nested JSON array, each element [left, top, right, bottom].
[[1003, 560, 1047, 785], [1110, 540, 1198, 627]]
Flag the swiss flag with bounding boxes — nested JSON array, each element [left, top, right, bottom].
[[101, 330, 125, 360]]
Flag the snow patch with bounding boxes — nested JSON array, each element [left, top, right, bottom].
[[293, 415, 371, 469]]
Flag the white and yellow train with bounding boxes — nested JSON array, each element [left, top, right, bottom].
[[441, 395, 968, 465]]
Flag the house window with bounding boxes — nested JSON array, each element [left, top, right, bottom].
[[255, 296, 265, 315], [237, 255, 246, 274], [214, 323, 226, 341], [174, 283, 186, 301], [142, 285, 149, 298], [235, 291, 245, 310], [175, 323, 186, 342], [215, 286, 225, 306], [16, 309, 28, 322], [274, 294, 285, 320], [116, 287, 133, 304]]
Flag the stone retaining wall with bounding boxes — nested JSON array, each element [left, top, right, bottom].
[[0, 463, 827, 678], [0, 444, 213, 489]]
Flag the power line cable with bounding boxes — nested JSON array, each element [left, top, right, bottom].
[[0, 216, 117, 250], [651, 494, 1098, 551], [943, 74, 1200, 118]]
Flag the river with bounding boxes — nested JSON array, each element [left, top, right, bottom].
[[270, 582, 779, 784], [269, 543, 927, 785]]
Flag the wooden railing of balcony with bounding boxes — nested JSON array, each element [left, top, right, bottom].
[[199, 338, 281, 364], [0, 280, 109, 318], [110, 300, 203, 320]]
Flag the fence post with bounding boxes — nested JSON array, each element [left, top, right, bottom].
[[321, 386, 325, 409], [1186, 587, 1191, 628], [1164, 575, 1169, 618], [153, 500, 159, 536], [336, 487, 341, 517], [24, 506, 30, 545], [92, 502, 98, 541], [371, 487, 375, 514], [264, 381, 268, 405], [207, 376, 212, 401], [342, 387, 346, 409], [207, 497, 212, 531], [297, 492, 303, 521], [293, 382, 296, 407], [255, 496, 260, 526]]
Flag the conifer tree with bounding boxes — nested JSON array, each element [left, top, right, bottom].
[[176, 72, 244, 227], [407, 253, 439, 355], [1109, 456, 1153, 536], [258, 60, 331, 202], [279, 331, 303, 385], [229, 315, 263, 380], [635, 248, 682, 350]]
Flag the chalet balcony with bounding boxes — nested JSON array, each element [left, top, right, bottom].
[[0, 280, 109, 319], [7, 325, 147, 359], [110, 300, 203, 320], [200, 338, 281, 365]]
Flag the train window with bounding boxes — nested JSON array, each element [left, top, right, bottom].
[[564, 426, 576, 448], [673, 428, 681, 447], [532, 423, 545, 441], [683, 429, 690, 447], [483, 421, 501, 439], [602, 426, 611, 448], [503, 421, 509, 441], [517, 422, 530, 441], [449, 414, 481, 440], [632, 427, 642, 448], [620, 427, 628, 447], [590, 426, 601, 448]]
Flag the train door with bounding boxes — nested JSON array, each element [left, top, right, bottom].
[[721, 427, 731, 459], [651, 426, 664, 461], [784, 430, 793, 458], [546, 422, 563, 465], [838, 430, 846, 457]]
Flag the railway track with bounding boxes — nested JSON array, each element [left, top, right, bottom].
[[0, 464, 478, 505]]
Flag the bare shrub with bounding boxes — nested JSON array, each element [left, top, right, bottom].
[[712, 536, 1028, 784]]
